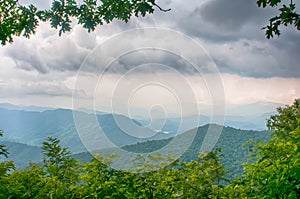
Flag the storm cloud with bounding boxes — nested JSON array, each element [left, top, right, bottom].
[[0, 0, 299, 110]]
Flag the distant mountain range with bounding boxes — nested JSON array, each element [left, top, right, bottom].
[[0, 107, 173, 153], [0, 102, 280, 178], [0, 103, 56, 112], [224, 101, 283, 116], [0, 101, 282, 130], [123, 124, 271, 179], [1, 124, 271, 180], [135, 101, 282, 131], [1, 141, 42, 168], [0, 101, 281, 150], [137, 112, 274, 134]]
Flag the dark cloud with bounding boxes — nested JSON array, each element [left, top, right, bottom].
[[175, 0, 276, 42], [163, 0, 300, 78], [5, 37, 89, 74], [199, 0, 271, 31], [210, 31, 300, 78], [0, 82, 73, 98], [4, 40, 47, 73], [104, 49, 199, 75], [3, 0, 299, 79], [267, 31, 300, 78], [77, 48, 200, 75]]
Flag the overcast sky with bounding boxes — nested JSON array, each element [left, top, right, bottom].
[[0, 0, 299, 117]]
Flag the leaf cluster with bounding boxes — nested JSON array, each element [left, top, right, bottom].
[[0, 0, 159, 45], [0, 139, 229, 198], [0, 129, 8, 158], [240, 99, 300, 198], [0, 99, 299, 198], [257, 0, 300, 38]]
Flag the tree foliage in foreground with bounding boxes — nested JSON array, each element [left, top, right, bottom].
[[257, 0, 300, 38], [0, 0, 170, 45], [0, 137, 228, 198], [0, 130, 8, 158], [229, 99, 300, 198], [1, 0, 299, 45], [0, 99, 299, 198], [0, 130, 14, 180]]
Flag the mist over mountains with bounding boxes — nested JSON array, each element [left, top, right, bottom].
[[0, 101, 280, 150], [0, 101, 278, 175], [0, 107, 173, 153]]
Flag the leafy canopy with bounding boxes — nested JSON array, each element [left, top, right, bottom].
[[1, 0, 299, 46], [257, 0, 300, 38], [0, 130, 8, 158], [240, 99, 300, 198], [0, 99, 299, 198], [0, 0, 170, 45]]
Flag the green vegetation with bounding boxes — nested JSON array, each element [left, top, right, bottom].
[[0, 130, 8, 158], [123, 125, 271, 179], [240, 99, 300, 198], [1, 0, 299, 45], [257, 0, 300, 38], [0, 0, 169, 45], [0, 99, 299, 198], [2, 123, 270, 176]]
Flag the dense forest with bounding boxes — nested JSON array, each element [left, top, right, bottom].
[[0, 99, 299, 198], [122, 125, 271, 180]]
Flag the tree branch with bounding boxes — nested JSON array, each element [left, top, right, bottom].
[[152, 2, 171, 12]]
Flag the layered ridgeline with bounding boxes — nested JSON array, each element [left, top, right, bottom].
[[75, 124, 270, 179], [1, 141, 42, 168], [1, 101, 298, 199], [122, 125, 270, 179], [0, 107, 172, 153], [1, 124, 270, 179], [0, 102, 275, 153], [0, 104, 271, 177]]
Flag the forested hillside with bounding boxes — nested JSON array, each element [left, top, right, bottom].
[[0, 100, 299, 198], [2, 124, 270, 174], [123, 125, 271, 179]]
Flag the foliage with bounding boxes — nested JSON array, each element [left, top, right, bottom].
[[41, 136, 79, 198], [175, 148, 229, 199], [0, 136, 229, 198], [123, 125, 271, 179], [0, 130, 15, 198], [0, 137, 80, 199], [257, 0, 300, 38], [0, 0, 171, 45], [0, 129, 8, 158], [0, 163, 45, 198], [72, 153, 124, 198], [1, 0, 299, 44], [0, 100, 299, 198], [241, 99, 300, 198]]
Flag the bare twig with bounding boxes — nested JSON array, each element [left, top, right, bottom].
[[152, 2, 171, 12]]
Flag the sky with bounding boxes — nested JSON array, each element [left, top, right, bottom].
[[0, 0, 299, 117]]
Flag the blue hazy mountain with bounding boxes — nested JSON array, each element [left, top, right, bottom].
[[0, 102, 279, 177], [0, 141, 42, 168], [0, 103, 56, 112], [136, 112, 273, 133], [0, 101, 281, 152], [225, 101, 282, 116], [135, 101, 282, 132], [0, 108, 171, 153], [122, 124, 271, 178], [1, 124, 271, 176]]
